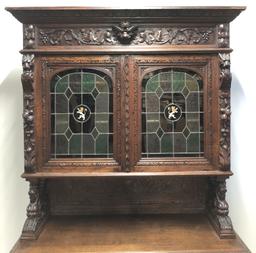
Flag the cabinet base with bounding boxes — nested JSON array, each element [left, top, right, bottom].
[[11, 214, 250, 253]]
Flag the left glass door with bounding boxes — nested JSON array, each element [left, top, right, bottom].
[[50, 69, 113, 158]]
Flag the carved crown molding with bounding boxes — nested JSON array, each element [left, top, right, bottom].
[[219, 53, 231, 171], [38, 26, 215, 47], [22, 54, 36, 173]]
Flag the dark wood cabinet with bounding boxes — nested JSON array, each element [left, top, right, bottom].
[[6, 6, 251, 253]]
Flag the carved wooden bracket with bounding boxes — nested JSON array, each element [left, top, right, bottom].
[[208, 177, 235, 238], [219, 53, 231, 171], [21, 180, 47, 239]]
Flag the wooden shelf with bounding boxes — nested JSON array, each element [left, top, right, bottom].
[[22, 170, 233, 178], [12, 214, 250, 253]]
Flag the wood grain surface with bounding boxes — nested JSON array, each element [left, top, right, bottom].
[[12, 214, 250, 253]]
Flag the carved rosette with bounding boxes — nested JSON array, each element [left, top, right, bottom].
[[209, 177, 234, 238], [218, 24, 229, 48], [24, 24, 35, 49], [22, 54, 36, 173], [38, 26, 215, 46], [219, 53, 231, 171], [21, 180, 47, 239]]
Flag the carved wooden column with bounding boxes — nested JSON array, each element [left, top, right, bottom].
[[21, 24, 48, 239], [219, 53, 231, 171], [208, 50, 233, 238]]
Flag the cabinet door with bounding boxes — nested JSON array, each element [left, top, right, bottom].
[[130, 55, 218, 172], [36, 56, 123, 172]]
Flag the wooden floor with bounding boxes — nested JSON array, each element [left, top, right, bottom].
[[12, 214, 250, 253]]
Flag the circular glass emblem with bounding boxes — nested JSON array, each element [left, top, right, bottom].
[[73, 104, 91, 123], [164, 103, 182, 122]]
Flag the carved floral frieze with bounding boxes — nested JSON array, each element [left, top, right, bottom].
[[38, 26, 215, 46]]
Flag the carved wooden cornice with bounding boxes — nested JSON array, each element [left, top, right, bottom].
[[6, 7, 245, 51], [6, 7, 246, 24]]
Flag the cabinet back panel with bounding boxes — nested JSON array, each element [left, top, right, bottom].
[[48, 177, 207, 215]]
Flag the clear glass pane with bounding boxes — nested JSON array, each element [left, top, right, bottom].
[[50, 69, 113, 158], [142, 69, 204, 158]]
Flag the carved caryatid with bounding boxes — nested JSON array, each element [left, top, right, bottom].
[[38, 26, 215, 46], [22, 54, 36, 173], [209, 177, 234, 238], [219, 53, 231, 171], [21, 180, 47, 239]]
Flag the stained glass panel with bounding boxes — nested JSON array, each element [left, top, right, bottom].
[[142, 69, 204, 157], [50, 69, 113, 158]]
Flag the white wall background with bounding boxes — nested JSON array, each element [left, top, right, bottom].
[[0, 1, 255, 253]]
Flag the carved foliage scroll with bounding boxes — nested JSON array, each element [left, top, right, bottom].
[[22, 54, 36, 173], [38, 26, 215, 46], [219, 53, 231, 171]]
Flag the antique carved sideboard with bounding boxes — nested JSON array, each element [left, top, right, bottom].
[[6, 6, 250, 253]]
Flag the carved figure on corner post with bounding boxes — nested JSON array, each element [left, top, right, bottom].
[[21, 180, 47, 240], [209, 177, 234, 238]]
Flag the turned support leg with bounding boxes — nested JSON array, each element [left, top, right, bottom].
[[208, 176, 235, 239], [21, 179, 47, 240]]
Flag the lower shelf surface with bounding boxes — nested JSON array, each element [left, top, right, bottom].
[[12, 214, 250, 253]]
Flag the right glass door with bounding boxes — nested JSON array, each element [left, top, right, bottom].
[[141, 69, 204, 158]]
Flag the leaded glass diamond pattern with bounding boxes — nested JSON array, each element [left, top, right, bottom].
[[65, 128, 72, 140], [157, 127, 164, 138], [92, 88, 99, 98], [156, 87, 163, 97], [65, 88, 72, 99], [142, 69, 204, 158], [183, 127, 190, 138], [50, 70, 113, 158], [92, 127, 99, 139]]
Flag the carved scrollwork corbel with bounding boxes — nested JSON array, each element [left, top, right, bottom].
[[22, 54, 36, 173], [219, 53, 231, 171]]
